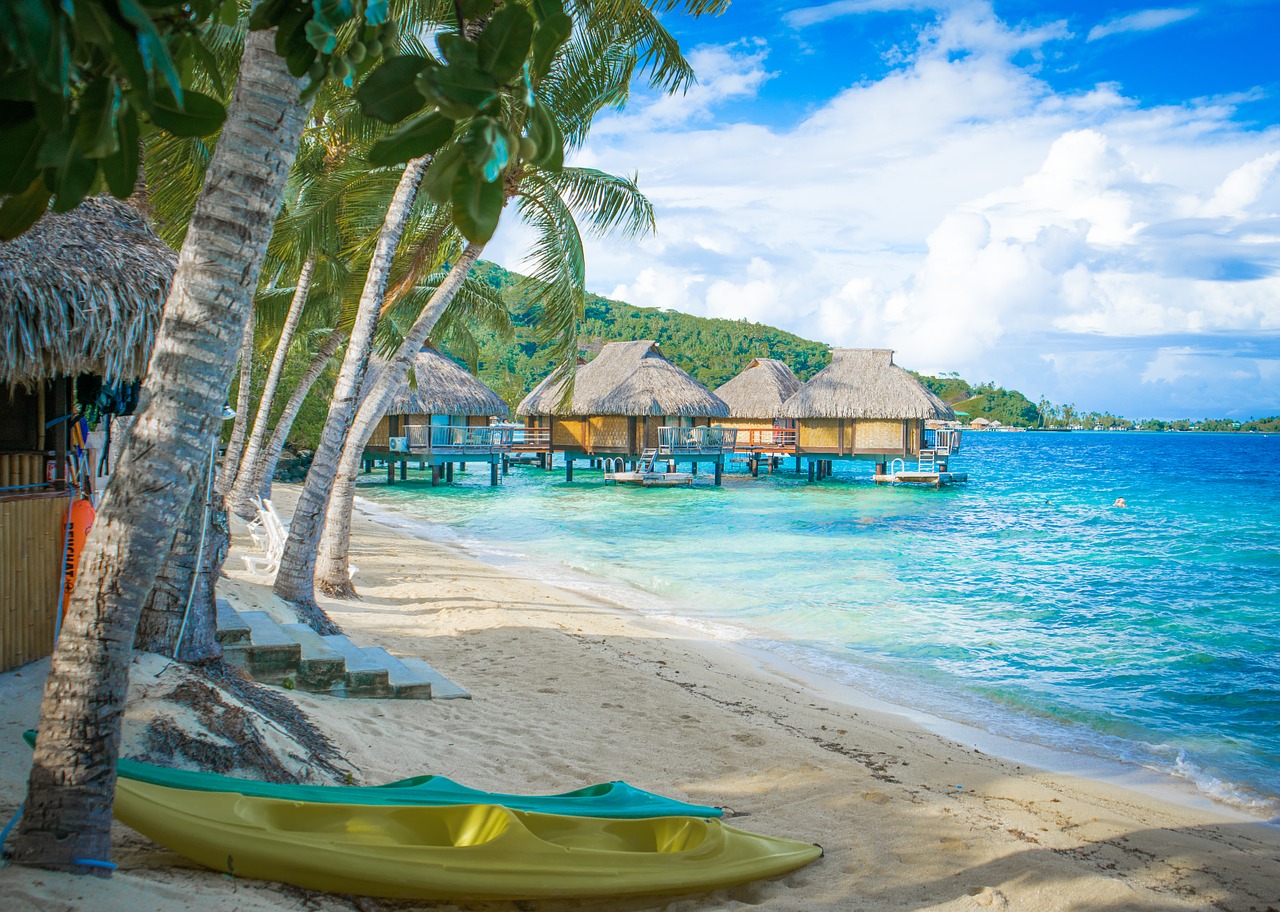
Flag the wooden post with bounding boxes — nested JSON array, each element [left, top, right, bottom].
[[795, 455, 801, 474], [750, 456, 758, 478], [363, 459, 370, 474], [490, 461, 499, 486], [399, 460, 407, 480], [446, 463, 454, 483], [691, 461, 698, 475], [714, 458, 722, 486], [502, 456, 510, 476], [386, 460, 395, 485], [808, 460, 816, 482], [430, 465, 438, 487], [460, 461, 466, 471], [566, 458, 574, 482], [668, 459, 676, 473], [53, 377, 68, 488]]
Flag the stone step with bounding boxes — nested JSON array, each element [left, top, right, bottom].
[[281, 623, 346, 693], [360, 647, 433, 700], [214, 599, 251, 646], [221, 610, 301, 685], [398, 657, 471, 700], [321, 634, 391, 697]]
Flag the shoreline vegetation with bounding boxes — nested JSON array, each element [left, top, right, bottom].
[[5, 485, 1280, 911]]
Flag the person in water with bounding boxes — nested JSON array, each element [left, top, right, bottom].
[[1113, 497, 1127, 508]]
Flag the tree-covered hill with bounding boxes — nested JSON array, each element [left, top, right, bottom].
[[463, 261, 833, 410]]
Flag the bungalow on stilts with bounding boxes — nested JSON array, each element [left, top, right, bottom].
[[780, 348, 965, 485], [364, 347, 512, 486], [712, 358, 803, 477], [516, 340, 735, 485]]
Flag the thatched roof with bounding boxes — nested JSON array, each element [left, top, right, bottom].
[[516, 340, 729, 418], [781, 349, 955, 420], [714, 358, 802, 419], [386, 347, 508, 417], [0, 196, 174, 388]]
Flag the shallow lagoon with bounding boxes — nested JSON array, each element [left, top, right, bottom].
[[359, 431, 1280, 816]]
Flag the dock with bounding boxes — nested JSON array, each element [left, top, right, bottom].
[[873, 470, 968, 486]]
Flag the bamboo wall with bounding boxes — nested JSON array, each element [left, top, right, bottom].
[[0, 492, 66, 672], [798, 419, 840, 449], [588, 416, 629, 450], [855, 419, 906, 451], [369, 417, 390, 448], [552, 418, 586, 448], [0, 453, 47, 487]]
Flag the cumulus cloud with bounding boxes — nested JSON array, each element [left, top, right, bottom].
[[489, 1, 1280, 417], [1087, 8, 1199, 42]]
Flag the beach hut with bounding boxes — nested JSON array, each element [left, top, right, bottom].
[[515, 340, 735, 482], [0, 196, 171, 671], [712, 358, 802, 460], [780, 348, 956, 481], [365, 347, 511, 485]]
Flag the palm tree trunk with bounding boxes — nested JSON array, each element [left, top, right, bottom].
[[229, 256, 315, 518], [250, 326, 343, 503], [317, 243, 484, 595], [218, 306, 256, 496], [11, 29, 309, 874], [273, 156, 429, 616]]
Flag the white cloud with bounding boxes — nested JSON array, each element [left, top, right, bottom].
[[785, 0, 926, 29], [1087, 8, 1199, 42], [488, 1, 1280, 417]]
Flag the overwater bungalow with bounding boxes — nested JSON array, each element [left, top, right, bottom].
[[712, 358, 802, 474], [364, 347, 511, 485], [780, 348, 963, 484], [0, 197, 170, 671], [515, 340, 736, 484]]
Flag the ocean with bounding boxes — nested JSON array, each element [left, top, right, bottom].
[[355, 431, 1280, 819]]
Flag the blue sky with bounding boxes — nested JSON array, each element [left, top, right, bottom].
[[490, 1, 1280, 419]]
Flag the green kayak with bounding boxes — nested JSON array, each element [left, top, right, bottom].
[[22, 731, 721, 819]]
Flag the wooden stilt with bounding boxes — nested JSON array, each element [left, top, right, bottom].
[[808, 460, 816, 482], [502, 456, 510, 475], [446, 463, 454, 483], [490, 461, 499, 486], [795, 455, 802, 474], [714, 458, 723, 486], [430, 465, 438, 487], [387, 461, 395, 485], [750, 456, 758, 478], [566, 458, 574, 482], [399, 460, 407, 481]]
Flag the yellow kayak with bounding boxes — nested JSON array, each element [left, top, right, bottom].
[[115, 778, 821, 900]]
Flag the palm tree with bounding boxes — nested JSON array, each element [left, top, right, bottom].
[[12, 28, 313, 872]]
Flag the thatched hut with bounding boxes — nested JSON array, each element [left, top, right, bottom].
[[713, 357, 802, 431], [365, 347, 510, 484], [780, 348, 954, 459], [516, 340, 730, 457], [0, 196, 171, 671]]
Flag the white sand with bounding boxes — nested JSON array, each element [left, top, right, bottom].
[[3, 484, 1279, 911]]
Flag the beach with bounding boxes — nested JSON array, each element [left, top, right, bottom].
[[3, 484, 1280, 911]]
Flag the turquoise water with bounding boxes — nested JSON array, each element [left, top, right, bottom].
[[356, 432, 1280, 817]]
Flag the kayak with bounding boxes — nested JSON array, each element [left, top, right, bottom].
[[22, 731, 721, 818], [114, 777, 822, 900]]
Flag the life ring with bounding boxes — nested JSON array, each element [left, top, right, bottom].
[[63, 498, 96, 614]]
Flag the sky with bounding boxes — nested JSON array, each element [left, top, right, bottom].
[[488, 1, 1280, 419]]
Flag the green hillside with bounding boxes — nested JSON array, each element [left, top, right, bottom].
[[462, 261, 833, 411]]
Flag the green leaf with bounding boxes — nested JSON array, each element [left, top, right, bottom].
[[0, 107, 42, 194], [530, 12, 573, 84], [421, 61, 498, 120], [355, 55, 429, 123], [118, 0, 185, 104], [528, 102, 563, 171], [450, 168, 503, 243], [367, 111, 455, 167], [150, 90, 226, 137], [52, 142, 98, 212], [458, 0, 494, 20], [437, 33, 478, 67], [478, 3, 534, 84], [0, 176, 51, 241], [100, 104, 141, 197], [422, 142, 467, 206], [74, 78, 121, 159], [465, 117, 511, 182]]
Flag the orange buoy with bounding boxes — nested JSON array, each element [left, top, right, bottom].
[[63, 498, 96, 614]]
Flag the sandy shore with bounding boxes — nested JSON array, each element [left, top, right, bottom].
[[3, 484, 1279, 911]]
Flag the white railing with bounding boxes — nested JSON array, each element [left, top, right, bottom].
[[404, 425, 513, 453], [657, 425, 738, 455], [506, 427, 550, 449], [732, 427, 797, 450], [924, 427, 962, 455]]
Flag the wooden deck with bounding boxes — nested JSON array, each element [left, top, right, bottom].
[[872, 471, 968, 487]]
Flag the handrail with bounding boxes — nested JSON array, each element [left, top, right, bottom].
[[731, 427, 797, 450], [505, 427, 551, 449], [404, 425, 514, 453], [657, 425, 737, 454]]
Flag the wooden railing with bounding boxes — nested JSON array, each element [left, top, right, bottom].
[[403, 425, 513, 454], [657, 426, 737, 455], [731, 427, 797, 451], [505, 427, 551, 450]]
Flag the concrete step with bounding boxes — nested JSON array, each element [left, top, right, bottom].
[[281, 623, 346, 693], [214, 599, 251, 646], [221, 610, 301, 685], [398, 656, 471, 700], [360, 647, 433, 700], [321, 634, 391, 697]]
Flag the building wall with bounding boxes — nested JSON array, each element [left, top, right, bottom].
[[855, 419, 905, 451], [588, 415, 628, 450], [0, 492, 66, 672], [552, 417, 586, 448]]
